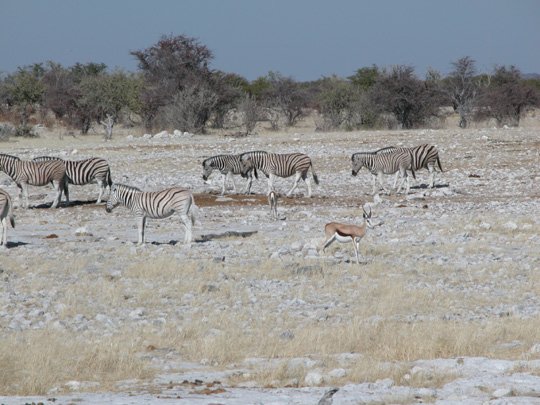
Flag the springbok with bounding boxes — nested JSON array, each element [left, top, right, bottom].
[[322, 207, 373, 264], [268, 190, 279, 220]]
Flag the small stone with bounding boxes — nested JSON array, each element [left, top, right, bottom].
[[279, 330, 295, 340], [328, 368, 347, 378], [493, 388, 513, 398], [304, 371, 323, 386], [503, 221, 518, 231]]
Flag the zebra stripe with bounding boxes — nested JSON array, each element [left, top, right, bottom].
[[106, 183, 196, 244], [0, 188, 15, 246], [239, 151, 319, 197], [375, 144, 443, 188], [0, 153, 68, 208], [201, 154, 254, 195], [351, 150, 415, 195], [33, 156, 113, 203]]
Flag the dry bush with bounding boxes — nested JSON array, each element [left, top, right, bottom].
[[0, 122, 15, 141]]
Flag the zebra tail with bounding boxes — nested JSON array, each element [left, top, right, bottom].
[[411, 165, 416, 180], [436, 156, 443, 172], [10, 215, 15, 228], [311, 163, 319, 185], [106, 169, 113, 187]]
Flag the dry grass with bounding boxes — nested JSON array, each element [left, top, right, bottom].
[[0, 329, 153, 395], [2, 252, 539, 393]]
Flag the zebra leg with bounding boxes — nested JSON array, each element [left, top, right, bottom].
[[180, 213, 192, 243], [243, 175, 253, 194], [392, 172, 400, 190], [220, 173, 227, 196], [376, 173, 388, 195], [228, 172, 237, 194], [63, 178, 69, 205], [286, 172, 302, 197], [51, 180, 62, 208], [17, 184, 24, 209], [428, 164, 435, 188], [96, 180, 104, 204], [1, 218, 6, 246], [304, 174, 313, 198], [138, 216, 146, 245], [396, 170, 406, 194], [268, 173, 276, 195], [371, 175, 377, 195]]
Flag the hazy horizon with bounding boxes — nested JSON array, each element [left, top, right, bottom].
[[1, 0, 539, 80]]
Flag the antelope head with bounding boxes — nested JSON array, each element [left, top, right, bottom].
[[363, 206, 373, 228]]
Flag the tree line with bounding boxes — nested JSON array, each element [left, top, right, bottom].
[[0, 34, 539, 139]]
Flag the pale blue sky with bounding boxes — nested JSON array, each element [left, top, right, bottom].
[[1, 0, 539, 80]]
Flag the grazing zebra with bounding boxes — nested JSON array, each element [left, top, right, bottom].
[[33, 156, 112, 203], [201, 154, 254, 195], [0, 188, 15, 247], [106, 183, 196, 244], [0, 153, 68, 208], [351, 150, 415, 195], [239, 151, 319, 197], [375, 144, 443, 188]]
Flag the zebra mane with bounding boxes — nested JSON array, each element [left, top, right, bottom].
[[241, 150, 268, 156], [202, 155, 231, 165], [0, 153, 20, 160], [114, 183, 142, 192], [351, 152, 374, 161]]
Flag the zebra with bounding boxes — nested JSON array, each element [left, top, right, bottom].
[[351, 150, 416, 195], [375, 144, 443, 188], [106, 183, 196, 245], [0, 153, 68, 208], [33, 156, 113, 203], [201, 154, 254, 195], [239, 151, 319, 197], [0, 188, 15, 247]]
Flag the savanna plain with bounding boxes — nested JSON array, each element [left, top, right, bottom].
[[0, 115, 539, 404]]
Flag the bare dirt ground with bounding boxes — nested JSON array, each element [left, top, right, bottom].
[[0, 118, 539, 404]]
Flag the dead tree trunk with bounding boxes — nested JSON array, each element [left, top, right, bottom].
[[100, 114, 114, 140]]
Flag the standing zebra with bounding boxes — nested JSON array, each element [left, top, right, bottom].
[[106, 183, 196, 244], [202, 154, 254, 195], [0, 188, 15, 247], [33, 156, 112, 203], [375, 144, 443, 188], [351, 150, 415, 195], [0, 153, 68, 208], [239, 151, 319, 198]]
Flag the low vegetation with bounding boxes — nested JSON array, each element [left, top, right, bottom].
[[1, 35, 538, 140]]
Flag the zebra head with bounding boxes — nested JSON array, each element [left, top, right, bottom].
[[239, 154, 258, 179], [351, 154, 367, 176], [201, 158, 214, 181], [106, 183, 121, 213]]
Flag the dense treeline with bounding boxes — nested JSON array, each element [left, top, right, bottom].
[[0, 34, 539, 139]]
